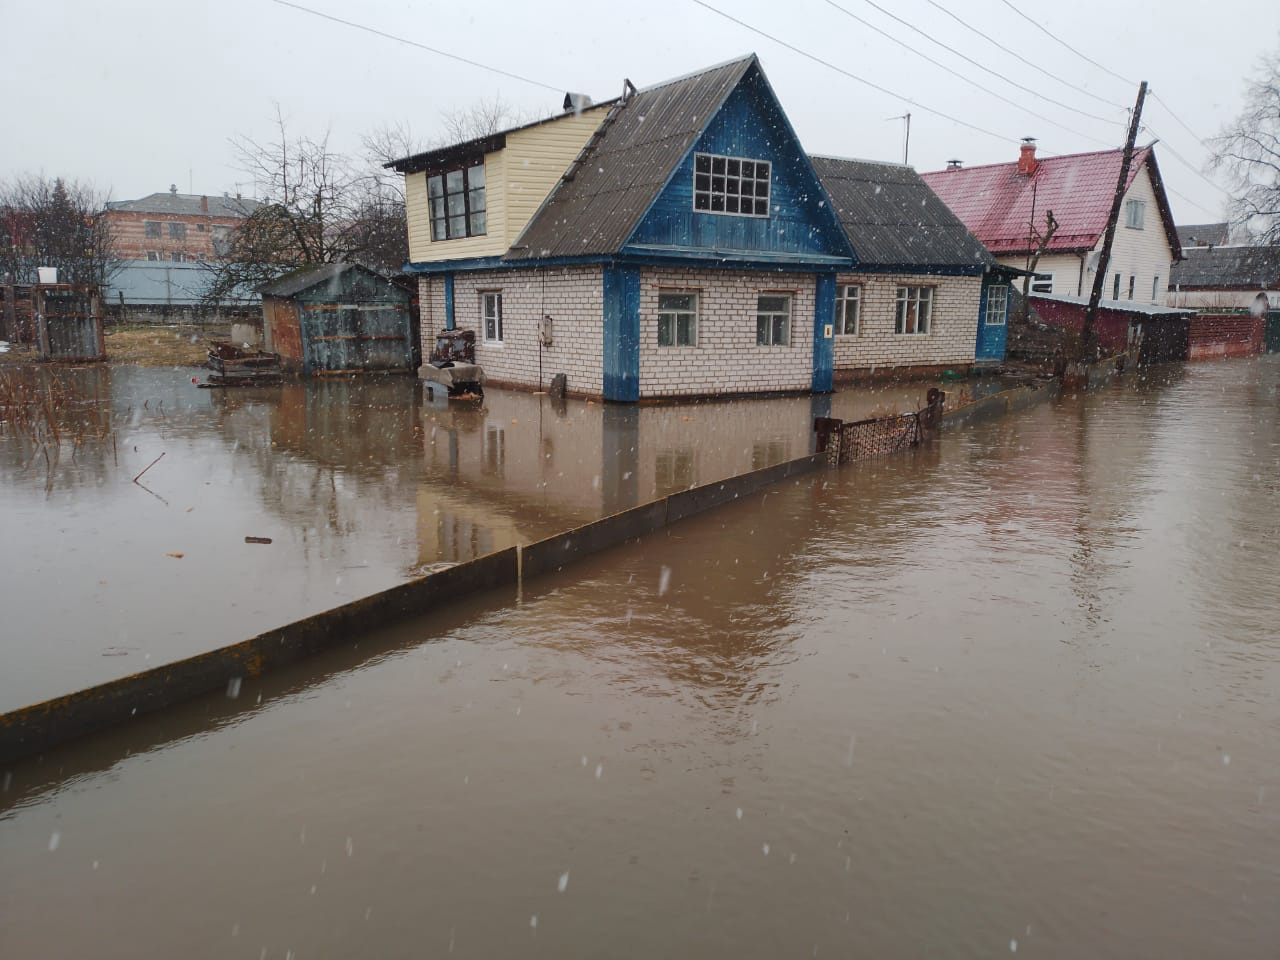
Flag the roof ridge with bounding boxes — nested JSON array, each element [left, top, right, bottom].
[[810, 152, 912, 170], [921, 144, 1141, 177]]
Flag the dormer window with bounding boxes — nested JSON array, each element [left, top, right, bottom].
[[693, 153, 771, 217], [428, 162, 486, 240]]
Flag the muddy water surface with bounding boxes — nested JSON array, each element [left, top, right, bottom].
[[3, 359, 1279, 957]]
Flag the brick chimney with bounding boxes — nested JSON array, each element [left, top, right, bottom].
[[1017, 138, 1038, 176], [200, 195, 209, 213]]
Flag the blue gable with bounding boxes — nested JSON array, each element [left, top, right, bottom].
[[622, 65, 854, 267]]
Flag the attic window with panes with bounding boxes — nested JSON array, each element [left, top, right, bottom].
[[693, 153, 771, 217], [428, 162, 486, 240]]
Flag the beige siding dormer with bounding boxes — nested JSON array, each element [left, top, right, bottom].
[[405, 105, 611, 264]]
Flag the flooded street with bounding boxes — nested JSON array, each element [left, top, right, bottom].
[[0, 361, 940, 711], [4, 357, 1280, 957]]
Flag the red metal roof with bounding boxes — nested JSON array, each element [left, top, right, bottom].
[[921, 147, 1173, 256]]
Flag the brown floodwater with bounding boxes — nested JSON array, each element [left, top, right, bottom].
[[0, 362, 948, 711], [3, 357, 1279, 958]]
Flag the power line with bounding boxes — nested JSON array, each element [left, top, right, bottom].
[[1143, 124, 1231, 197], [921, 0, 1128, 112], [1150, 91, 1212, 147], [690, 0, 1017, 143], [1164, 182, 1221, 218], [815, 0, 1114, 147], [826, 0, 1118, 126], [266, 0, 565, 95], [995, 1, 1136, 88]]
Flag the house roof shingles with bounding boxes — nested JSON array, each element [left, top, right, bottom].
[[105, 192, 261, 218], [1176, 222, 1230, 248], [1169, 245, 1280, 289], [504, 56, 757, 262], [811, 156, 994, 271], [920, 147, 1179, 258]]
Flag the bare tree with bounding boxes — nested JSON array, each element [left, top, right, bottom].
[[438, 95, 535, 145], [205, 107, 409, 302], [1210, 50, 1280, 245], [1014, 209, 1058, 322], [0, 175, 116, 287]]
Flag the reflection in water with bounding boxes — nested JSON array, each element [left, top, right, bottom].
[[0, 365, 943, 710], [6, 360, 1280, 957]]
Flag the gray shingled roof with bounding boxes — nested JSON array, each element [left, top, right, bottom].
[[1176, 222, 1230, 248], [259, 262, 396, 298], [1170, 244, 1280, 288], [105, 192, 261, 218], [504, 56, 756, 262], [811, 156, 994, 270]]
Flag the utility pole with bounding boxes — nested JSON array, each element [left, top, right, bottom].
[[1079, 81, 1147, 362], [885, 113, 911, 165]]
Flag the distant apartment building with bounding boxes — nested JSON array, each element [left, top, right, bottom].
[[102, 185, 260, 262]]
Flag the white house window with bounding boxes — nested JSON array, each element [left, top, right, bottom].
[[895, 286, 933, 335], [756, 294, 791, 346], [1125, 199, 1146, 229], [1030, 272, 1053, 294], [985, 285, 1008, 326], [1112, 273, 1121, 300], [835, 284, 861, 335], [657, 292, 697, 347], [1152, 275, 1160, 301], [1128, 274, 1136, 300], [694, 153, 771, 217], [482, 292, 503, 342], [428, 163, 486, 240]]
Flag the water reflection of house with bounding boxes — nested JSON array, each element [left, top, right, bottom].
[[388, 55, 996, 402]]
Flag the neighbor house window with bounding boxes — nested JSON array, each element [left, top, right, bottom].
[[1152, 275, 1160, 301], [1030, 273, 1053, 294], [146, 251, 159, 261], [756, 294, 791, 346], [482, 292, 503, 342], [1112, 273, 1121, 300], [835, 284, 861, 335], [985, 284, 1008, 326], [1128, 274, 1136, 300], [196, 223, 206, 232], [657, 292, 697, 347], [1125, 199, 1146, 229], [895, 286, 933, 335], [170, 252, 184, 262], [694, 153, 771, 217], [212, 224, 232, 257], [144, 221, 161, 238], [428, 162, 486, 240], [168, 221, 186, 240]]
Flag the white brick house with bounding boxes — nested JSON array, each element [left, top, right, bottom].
[[390, 55, 999, 401]]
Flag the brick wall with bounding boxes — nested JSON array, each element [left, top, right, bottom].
[[433, 266, 604, 395], [831, 272, 980, 372], [637, 267, 816, 398], [1188, 313, 1264, 360], [103, 210, 243, 262]]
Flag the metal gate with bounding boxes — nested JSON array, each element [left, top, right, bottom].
[[814, 390, 944, 465]]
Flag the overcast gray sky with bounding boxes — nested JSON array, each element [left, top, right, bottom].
[[4, 0, 1277, 226]]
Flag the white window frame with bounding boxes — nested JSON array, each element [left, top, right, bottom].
[[693, 152, 771, 218], [481, 291, 503, 343], [756, 294, 792, 346], [835, 284, 861, 336], [657, 291, 698, 347], [1125, 199, 1146, 229], [1128, 274, 1136, 300], [894, 286, 934, 336], [985, 284, 1008, 326], [1030, 272, 1053, 294], [1152, 275, 1160, 302]]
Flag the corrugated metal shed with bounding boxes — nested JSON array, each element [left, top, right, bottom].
[[811, 156, 994, 270], [504, 56, 756, 262], [259, 262, 400, 299], [1170, 245, 1280, 289]]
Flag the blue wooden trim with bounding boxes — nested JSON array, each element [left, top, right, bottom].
[[602, 265, 640, 402], [974, 275, 1009, 362], [619, 245, 852, 269], [444, 273, 455, 331], [410, 251, 856, 274], [812, 274, 835, 393]]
